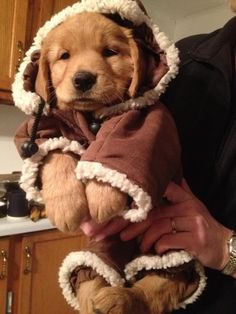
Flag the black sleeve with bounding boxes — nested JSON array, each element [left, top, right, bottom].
[[161, 56, 231, 207]]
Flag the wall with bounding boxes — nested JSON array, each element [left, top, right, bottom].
[[144, 2, 234, 41], [142, 1, 176, 40], [0, 105, 25, 173], [174, 4, 234, 41]]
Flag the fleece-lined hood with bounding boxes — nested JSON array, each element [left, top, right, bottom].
[[12, 0, 179, 117]]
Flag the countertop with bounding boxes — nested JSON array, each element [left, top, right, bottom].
[[0, 217, 55, 237]]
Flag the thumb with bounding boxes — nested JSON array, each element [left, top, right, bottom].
[[164, 181, 193, 204]]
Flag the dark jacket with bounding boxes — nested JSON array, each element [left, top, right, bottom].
[[161, 17, 236, 314]]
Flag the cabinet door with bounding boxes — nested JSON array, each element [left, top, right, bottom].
[[0, 238, 10, 314], [17, 229, 88, 314], [0, 0, 29, 102], [26, 0, 78, 49]]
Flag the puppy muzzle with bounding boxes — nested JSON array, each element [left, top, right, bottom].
[[73, 71, 97, 92]]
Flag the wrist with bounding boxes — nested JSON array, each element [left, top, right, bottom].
[[232, 271, 236, 279], [221, 230, 236, 276], [220, 230, 234, 269]]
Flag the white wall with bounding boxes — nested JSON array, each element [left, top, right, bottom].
[[144, 2, 234, 41], [142, 1, 176, 40], [174, 4, 234, 41], [0, 105, 25, 174]]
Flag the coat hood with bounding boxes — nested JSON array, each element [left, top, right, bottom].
[[12, 0, 179, 118]]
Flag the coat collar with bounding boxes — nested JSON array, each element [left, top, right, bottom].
[[177, 17, 236, 86], [188, 17, 236, 62]]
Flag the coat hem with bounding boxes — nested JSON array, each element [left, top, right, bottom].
[[124, 250, 207, 309], [20, 137, 84, 203], [76, 161, 152, 222], [58, 251, 125, 311]]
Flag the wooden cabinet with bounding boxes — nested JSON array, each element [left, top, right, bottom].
[[0, 0, 29, 103], [0, 238, 10, 314], [26, 0, 78, 50], [1, 229, 88, 314], [0, 0, 77, 104]]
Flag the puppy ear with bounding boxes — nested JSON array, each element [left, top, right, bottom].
[[35, 52, 51, 103], [127, 39, 169, 97], [129, 22, 169, 95], [148, 52, 169, 88], [127, 36, 145, 98]]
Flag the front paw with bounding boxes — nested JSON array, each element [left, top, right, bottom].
[[41, 151, 89, 232], [85, 180, 127, 224], [43, 181, 88, 232]]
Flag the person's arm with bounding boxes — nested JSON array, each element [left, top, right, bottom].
[[120, 179, 236, 278]]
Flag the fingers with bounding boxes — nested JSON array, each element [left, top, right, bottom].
[[140, 216, 196, 253], [120, 219, 152, 241], [164, 180, 194, 204], [94, 217, 129, 241], [147, 203, 193, 220], [139, 218, 171, 252], [80, 216, 129, 240], [154, 232, 194, 256], [80, 219, 108, 237]]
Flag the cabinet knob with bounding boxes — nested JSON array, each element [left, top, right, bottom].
[[16, 40, 25, 72], [23, 246, 32, 275], [0, 250, 8, 280]]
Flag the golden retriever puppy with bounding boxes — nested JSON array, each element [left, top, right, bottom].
[[38, 12, 138, 230]]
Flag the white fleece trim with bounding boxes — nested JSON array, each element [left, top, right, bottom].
[[58, 251, 125, 311], [19, 137, 84, 203], [178, 262, 207, 309], [76, 161, 152, 222], [12, 0, 179, 116], [124, 250, 207, 309]]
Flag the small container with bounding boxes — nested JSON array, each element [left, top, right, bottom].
[[0, 200, 7, 218], [7, 188, 29, 221]]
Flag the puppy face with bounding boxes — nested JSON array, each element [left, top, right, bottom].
[[39, 12, 135, 111]]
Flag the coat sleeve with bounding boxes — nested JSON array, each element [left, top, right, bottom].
[[14, 115, 63, 157], [14, 115, 85, 203], [77, 102, 182, 222]]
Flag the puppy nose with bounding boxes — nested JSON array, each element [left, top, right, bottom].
[[73, 71, 97, 92]]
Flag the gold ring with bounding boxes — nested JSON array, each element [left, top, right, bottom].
[[171, 218, 177, 234]]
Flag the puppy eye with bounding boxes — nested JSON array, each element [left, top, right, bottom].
[[102, 48, 118, 57], [59, 52, 70, 60]]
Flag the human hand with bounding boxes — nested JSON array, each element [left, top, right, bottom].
[[120, 179, 232, 271], [80, 215, 129, 240]]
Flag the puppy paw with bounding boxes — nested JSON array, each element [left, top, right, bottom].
[[91, 287, 149, 314], [85, 180, 127, 223], [41, 151, 89, 232], [77, 276, 109, 314], [43, 183, 88, 232]]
